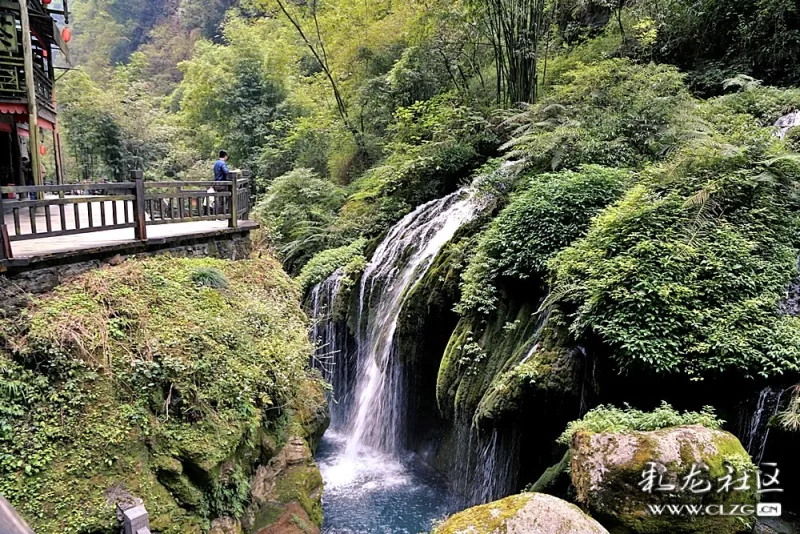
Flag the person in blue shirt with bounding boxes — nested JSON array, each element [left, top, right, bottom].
[[213, 150, 230, 182]]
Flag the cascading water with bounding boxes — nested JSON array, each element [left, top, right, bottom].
[[775, 111, 800, 139], [448, 425, 520, 506], [738, 386, 786, 465], [309, 268, 351, 427], [312, 188, 486, 533], [346, 188, 484, 455]]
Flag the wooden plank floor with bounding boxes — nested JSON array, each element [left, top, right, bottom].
[[3, 200, 253, 259]]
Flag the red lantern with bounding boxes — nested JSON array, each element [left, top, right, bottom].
[[39, 145, 47, 156], [61, 27, 72, 43], [43, 0, 52, 5]]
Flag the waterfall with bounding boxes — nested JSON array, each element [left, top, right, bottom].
[[775, 111, 800, 139], [739, 386, 785, 464], [448, 424, 519, 505], [312, 189, 485, 532], [308, 268, 351, 428], [345, 188, 484, 456]]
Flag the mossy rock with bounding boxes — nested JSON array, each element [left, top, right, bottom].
[[437, 304, 577, 426], [570, 425, 758, 533], [433, 492, 609, 534], [0, 256, 327, 533], [243, 434, 323, 534]]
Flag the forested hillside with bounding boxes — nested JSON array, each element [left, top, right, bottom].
[[25, 0, 800, 531]]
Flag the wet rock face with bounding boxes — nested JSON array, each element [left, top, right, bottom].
[[210, 516, 243, 534], [242, 435, 323, 532], [570, 425, 758, 534], [212, 381, 329, 534], [255, 503, 319, 534], [433, 492, 609, 534]]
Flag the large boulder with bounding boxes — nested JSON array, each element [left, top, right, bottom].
[[570, 424, 758, 534], [434, 492, 609, 534]]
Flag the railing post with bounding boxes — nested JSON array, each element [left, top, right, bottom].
[[131, 170, 147, 241], [0, 192, 11, 260], [241, 170, 251, 220], [229, 175, 238, 229]]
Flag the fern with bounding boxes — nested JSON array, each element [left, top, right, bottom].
[[191, 267, 229, 289], [722, 74, 763, 92], [778, 386, 800, 432]]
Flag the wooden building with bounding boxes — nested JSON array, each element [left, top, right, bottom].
[[0, 0, 69, 194]]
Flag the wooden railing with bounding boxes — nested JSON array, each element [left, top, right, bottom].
[[0, 170, 251, 260]]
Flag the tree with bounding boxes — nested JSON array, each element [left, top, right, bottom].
[[272, 0, 363, 149], [472, 0, 549, 104]]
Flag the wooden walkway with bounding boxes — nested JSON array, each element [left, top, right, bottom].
[[4, 204, 255, 259], [1, 174, 254, 266]]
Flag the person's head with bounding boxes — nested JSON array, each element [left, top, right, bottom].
[[219, 150, 229, 161]]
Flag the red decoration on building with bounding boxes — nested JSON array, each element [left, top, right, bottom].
[[42, 0, 52, 5], [39, 145, 47, 156], [61, 27, 72, 43]]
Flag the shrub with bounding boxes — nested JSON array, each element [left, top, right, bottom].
[[458, 165, 630, 314], [549, 129, 800, 378], [253, 168, 346, 272], [296, 238, 367, 292], [501, 59, 692, 172], [704, 84, 800, 126], [557, 402, 724, 445], [191, 266, 229, 288]]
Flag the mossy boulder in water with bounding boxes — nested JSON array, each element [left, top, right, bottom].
[[570, 425, 758, 533], [433, 492, 609, 534]]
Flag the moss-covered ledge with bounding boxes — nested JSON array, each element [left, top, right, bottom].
[[0, 255, 329, 533]]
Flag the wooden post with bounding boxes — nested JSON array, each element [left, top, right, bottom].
[[10, 122, 22, 188], [131, 170, 147, 240], [241, 170, 251, 220], [18, 0, 42, 188], [53, 95, 65, 185], [0, 193, 11, 260], [229, 175, 238, 228]]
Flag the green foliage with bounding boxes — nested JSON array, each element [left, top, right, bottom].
[[253, 168, 346, 272], [503, 59, 692, 171], [549, 125, 800, 378], [557, 402, 724, 445], [335, 95, 497, 238], [641, 0, 800, 92], [0, 257, 317, 532], [778, 386, 800, 432], [59, 67, 181, 181], [703, 84, 800, 126], [191, 266, 229, 288], [390, 93, 495, 149], [296, 238, 366, 292], [458, 165, 629, 314], [175, 18, 293, 180]]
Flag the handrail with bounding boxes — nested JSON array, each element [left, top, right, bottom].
[[0, 170, 252, 260]]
